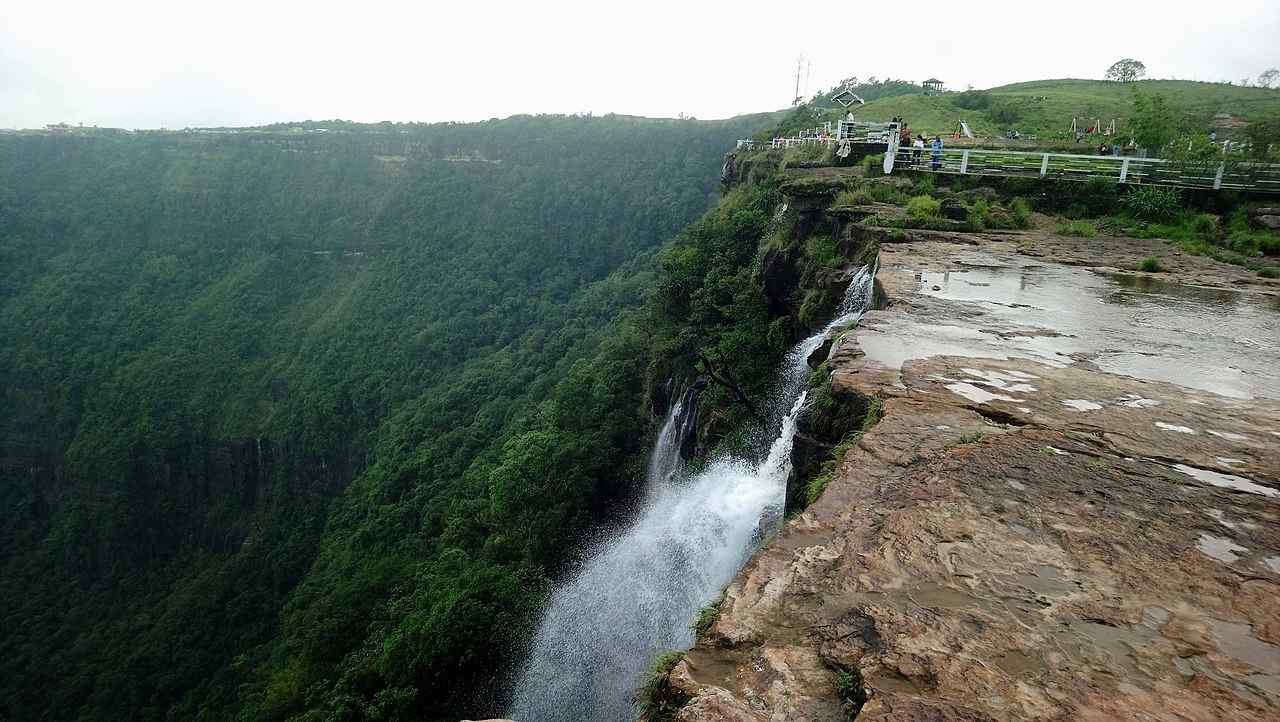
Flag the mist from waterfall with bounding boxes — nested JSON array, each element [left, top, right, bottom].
[[507, 264, 876, 722]]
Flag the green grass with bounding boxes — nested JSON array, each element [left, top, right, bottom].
[[802, 78, 1280, 142], [1056, 220, 1098, 237], [834, 188, 868, 206], [945, 431, 985, 450], [836, 667, 869, 719], [636, 651, 689, 722], [1101, 208, 1280, 276]]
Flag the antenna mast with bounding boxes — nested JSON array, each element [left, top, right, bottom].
[[792, 55, 805, 106]]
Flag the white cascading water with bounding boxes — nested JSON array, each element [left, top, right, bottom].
[[507, 264, 877, 722]]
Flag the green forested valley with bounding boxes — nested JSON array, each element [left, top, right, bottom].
[[0, 113, 781, 722]]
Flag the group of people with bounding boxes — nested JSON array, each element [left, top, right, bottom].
[[895, 118, 945, 170]]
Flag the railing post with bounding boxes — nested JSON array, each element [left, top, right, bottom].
[[960, 150, 970, 174], [1039, 154, 1049, 177], [1213, 162, 1225, 190], [1119, 157, 1130, 183]]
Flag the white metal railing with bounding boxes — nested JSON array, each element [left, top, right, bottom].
[[891, 146, 1280, 193], [735, 121, 899, 152], [733, 121, 1280, 192]]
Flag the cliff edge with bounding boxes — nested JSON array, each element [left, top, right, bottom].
[[666, 231, 1280, 720]]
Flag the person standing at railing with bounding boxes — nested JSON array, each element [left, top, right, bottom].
[[930, 136, 943, 170], [912, 135, 925, 167]]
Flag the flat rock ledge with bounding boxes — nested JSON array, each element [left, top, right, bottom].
[[667, 237, 1280, 721]]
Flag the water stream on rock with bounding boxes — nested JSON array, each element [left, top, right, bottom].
[[506, 265, 877, 722]]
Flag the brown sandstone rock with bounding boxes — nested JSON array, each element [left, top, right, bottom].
[[669, 237, 1280, 721]]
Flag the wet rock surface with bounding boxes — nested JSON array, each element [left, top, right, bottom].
[[668, 237, 1280, 720]]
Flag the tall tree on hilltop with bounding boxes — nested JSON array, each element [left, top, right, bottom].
[[1258, 68, 1280, 89], [1106, 58, 1147, 83]]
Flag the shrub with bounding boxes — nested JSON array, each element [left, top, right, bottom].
[[1079, 177, 1120, 216], [907, 195, 942, 222], [863, 153, 884, 177], [636, 652, 689, 721], [954, 89, 992, 110], [967, 199, 992, 230], [834, 189, 867, 207], [863, 182, 909, 205], [781, 143, 836, 168], [912, 174, 936, 195], [990, 99, 1023, 125], [805, 236, 839, 269], [1259, 267, 1280, 278], [1056, 220, 1097, 237], [1010, 197, 1032, 228], [1123, 185, 1181, 220], [1191, 213, 1219, 239], [1139, 257, 1167, 272]]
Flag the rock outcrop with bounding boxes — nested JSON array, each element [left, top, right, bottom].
[[667, 233, 1280, 720], [1249, 206, 1280, 231]]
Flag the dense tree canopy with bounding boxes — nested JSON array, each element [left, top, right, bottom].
[[0, 112, 779, 722], [1105, 58, 1147, 83]]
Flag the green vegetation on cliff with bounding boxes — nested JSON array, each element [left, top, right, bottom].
[[0, 113, 785, 722]]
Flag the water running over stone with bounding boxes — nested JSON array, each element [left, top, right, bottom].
[[506, 265, 877, 721]]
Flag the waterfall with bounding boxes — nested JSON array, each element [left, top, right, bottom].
[[507, 264, 877, 722]]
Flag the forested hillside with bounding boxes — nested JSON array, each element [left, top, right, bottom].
[[0, 113, 777, 722]]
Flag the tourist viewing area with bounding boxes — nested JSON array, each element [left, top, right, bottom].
[[736, 120, 1280, 194]]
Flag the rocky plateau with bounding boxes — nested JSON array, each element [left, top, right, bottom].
[[667, 232, 1280, 721]]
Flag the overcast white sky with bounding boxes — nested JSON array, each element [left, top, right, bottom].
[[2, 0, 1277, 129]]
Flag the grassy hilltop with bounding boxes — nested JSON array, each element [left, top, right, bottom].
[[775, 78, 1280, 142]]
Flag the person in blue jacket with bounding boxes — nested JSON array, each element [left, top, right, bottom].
[[930, 136, 943, 170]]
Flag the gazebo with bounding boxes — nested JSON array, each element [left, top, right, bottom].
[[923, 78, 944, 96]]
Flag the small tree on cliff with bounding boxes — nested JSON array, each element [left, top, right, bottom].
[[1106, 58, 1147, 83]]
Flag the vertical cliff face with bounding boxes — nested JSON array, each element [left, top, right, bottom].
[[662, 218, 1280, 720]]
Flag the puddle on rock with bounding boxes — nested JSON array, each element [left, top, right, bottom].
[[901, 259, 1280, 400], [1197, 533, 1249, 563], [1061, 399, 1102, 411], [1119, 395, 1162, 408], [946, 382, 1018, 404], [1174, 464, 1279, 498]]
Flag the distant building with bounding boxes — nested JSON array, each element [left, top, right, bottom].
[[923, 78, 945, 96]]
